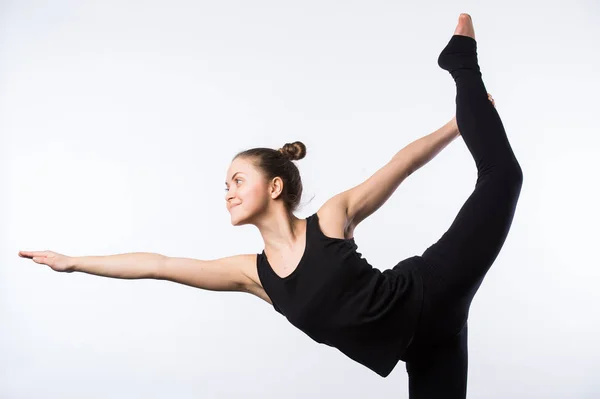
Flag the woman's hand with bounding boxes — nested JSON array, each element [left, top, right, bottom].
[[488, 93, 495, 107], [18, 250, 74, 272], [454, 93, 496, 135]]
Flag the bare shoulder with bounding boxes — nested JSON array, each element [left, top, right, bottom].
[[316, 194, 354, 240], [229, 254, 273, 305]]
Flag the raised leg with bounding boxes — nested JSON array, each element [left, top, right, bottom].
[[416, 13, 523, 341]]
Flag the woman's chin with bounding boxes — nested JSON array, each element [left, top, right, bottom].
[[229, 211, 246, 226], [229, 206, 257, 226]]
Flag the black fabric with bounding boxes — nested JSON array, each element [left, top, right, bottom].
[[257, 212, 424, 377], [255, 33, 522, 394], [402, 35, 523, 398], [406, 323, 469, 398]]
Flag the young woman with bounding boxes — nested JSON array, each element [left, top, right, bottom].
[[19, 13, 522, 399]]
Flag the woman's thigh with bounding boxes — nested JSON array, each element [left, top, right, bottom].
[[416, 170, 522, 338], [405, 323, 469, 399]]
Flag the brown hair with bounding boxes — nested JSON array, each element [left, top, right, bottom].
[[234, 141, 307, 212]]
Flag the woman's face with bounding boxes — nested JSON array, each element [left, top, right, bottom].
[[224, 157, 271, 226]]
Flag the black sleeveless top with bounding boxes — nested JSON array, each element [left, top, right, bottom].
[[256, 212, 424, 377]]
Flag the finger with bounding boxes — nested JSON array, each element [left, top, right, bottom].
[[19, 251, 43, 259]]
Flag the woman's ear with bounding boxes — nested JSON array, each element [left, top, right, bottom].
[[270, 177, 283, 199]]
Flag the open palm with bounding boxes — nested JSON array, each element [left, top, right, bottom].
[[18, 250, 73, 272]]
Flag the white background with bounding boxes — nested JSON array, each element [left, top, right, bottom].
[[2, 1, 599, 398]]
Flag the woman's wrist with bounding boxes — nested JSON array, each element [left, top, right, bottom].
[[449, 117, 460, 135]]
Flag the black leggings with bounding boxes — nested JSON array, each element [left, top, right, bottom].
[[403, 35, 523, 398]]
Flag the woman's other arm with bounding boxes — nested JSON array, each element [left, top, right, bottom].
[[403, 117, 460, 177], [329, 118, 460, 230]]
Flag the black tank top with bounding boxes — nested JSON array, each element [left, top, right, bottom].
[[256, 212, 424, 377]]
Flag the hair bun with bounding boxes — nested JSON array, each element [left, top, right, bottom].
[[279, 141, 306, 161]]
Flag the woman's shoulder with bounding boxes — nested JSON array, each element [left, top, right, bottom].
[[313, 201, 355, 241]]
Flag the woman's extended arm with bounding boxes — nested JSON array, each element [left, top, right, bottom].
[[19, 250, 165, 279], [71, 252, 166, 279], [158, 254, 256, 292], [18, 250, 254, 292]]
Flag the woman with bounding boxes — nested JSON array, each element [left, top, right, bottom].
[[19, 13, 522, 398]]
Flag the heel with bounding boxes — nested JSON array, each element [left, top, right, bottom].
[[438, 35, 481, 78]]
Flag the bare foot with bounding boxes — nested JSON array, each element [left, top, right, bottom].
[[454, 13, 475, 39]]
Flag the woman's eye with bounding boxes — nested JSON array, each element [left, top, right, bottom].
[[224, 179, 242, 192]]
